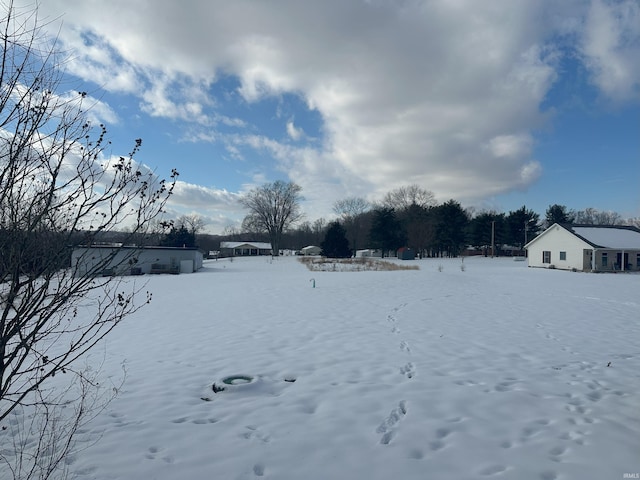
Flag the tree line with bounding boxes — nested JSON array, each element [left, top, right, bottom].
[[230, 181, 639, 258]]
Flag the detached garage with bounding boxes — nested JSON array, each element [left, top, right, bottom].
[[525, 223, 640, 272]]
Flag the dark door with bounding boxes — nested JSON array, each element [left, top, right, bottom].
[[616, 252, 629, 270]]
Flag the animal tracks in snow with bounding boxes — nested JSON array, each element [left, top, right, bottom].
[[385, 302, 414, 378], [378, 302, 414, 446], [242, 425, 271, 443], [377, 400, 408, 445], [400, 362, 415, 379], [399, 340, 411, 353], [144, 445, 174, 464]]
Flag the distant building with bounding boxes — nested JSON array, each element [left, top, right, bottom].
[[71, 245, 203, 276], [219, 241, 272, 257], [525, 223, 640, 272], [355, 249, 382, 258], [397, 247, 416, 260], [300, 245, 321, 256]]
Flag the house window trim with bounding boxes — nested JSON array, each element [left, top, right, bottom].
[[542, 250, 551, 264]]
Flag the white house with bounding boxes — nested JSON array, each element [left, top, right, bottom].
[[71, 245, 204, 276], [219, 241, 272, 257], [525, 223, 640, 272]]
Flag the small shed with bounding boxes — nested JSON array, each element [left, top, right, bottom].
[[525, 223, 640, 272], [300, 245, 322, 256], [397, 247, 416, 260]]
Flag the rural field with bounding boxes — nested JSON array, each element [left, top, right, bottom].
[[16, 256, 640, 479]]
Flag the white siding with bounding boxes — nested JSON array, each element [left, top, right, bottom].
[[72, 247, 203, 276], [526, 225, 591, 271]]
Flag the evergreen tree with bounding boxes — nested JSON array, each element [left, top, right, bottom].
[[402, 203, 436, 258], [468, 212, 506, 256], [433, 200, 469, 257], [161, 225, 196, 247], [545, 204, 574, 227], [321, 222, 352, 258], [369, 207, 406, 257], [506, 206, 540, 248]]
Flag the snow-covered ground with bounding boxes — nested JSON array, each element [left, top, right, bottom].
[[34, 257, 640, 478]]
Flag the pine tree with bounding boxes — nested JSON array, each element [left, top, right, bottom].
[[321, 222, 352, 258], [161, 225, 196, 247], [369, 207, 406, 257]]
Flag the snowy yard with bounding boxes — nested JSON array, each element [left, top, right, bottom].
[[54, 257, 640, 479]]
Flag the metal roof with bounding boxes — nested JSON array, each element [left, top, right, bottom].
[[569, 225, 640, 249]]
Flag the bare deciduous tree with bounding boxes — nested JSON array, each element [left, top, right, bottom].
[[176, 214, 206, 235], [0, 3, 176, 478], [624, 217, 640, 229], [573, 207, 622, 225], [333, 197, 370, 254], [382, 184, 436, 211], [239, 181, 303, 256]]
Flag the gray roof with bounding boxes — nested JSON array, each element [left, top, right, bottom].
[[220, 241, 272, 249], [568, 225, 640, 249]]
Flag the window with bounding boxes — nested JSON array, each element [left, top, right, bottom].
[[636, 254, 640, 268], [559, 251, 567, 261], [543, 251, 551, 264], [602, 252, 608, 267]]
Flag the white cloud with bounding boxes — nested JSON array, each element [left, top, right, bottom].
[[27, 0, 640, 221], [578, 0, 640, 103], [286, 120, 304, 141], [487, 134, 533, 159]]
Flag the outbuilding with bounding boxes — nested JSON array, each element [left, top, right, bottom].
[[524, 223, 640, 272], [71, 245, 203, 276], [397, 247, 416, 260], [300, 245, 322, 256]]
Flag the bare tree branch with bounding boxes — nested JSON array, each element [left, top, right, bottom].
[[239, 181, 303, 256], [0, 3, 177, 478]]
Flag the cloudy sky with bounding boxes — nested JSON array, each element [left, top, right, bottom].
[[21, 0, 640, 233]]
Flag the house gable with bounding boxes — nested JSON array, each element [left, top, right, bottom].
[[525, 224, 592, 271]]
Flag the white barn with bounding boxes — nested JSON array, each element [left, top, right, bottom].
[[525, 223, 640, 272]]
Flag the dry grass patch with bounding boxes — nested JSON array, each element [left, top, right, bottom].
[[298, 257, 419, 272]]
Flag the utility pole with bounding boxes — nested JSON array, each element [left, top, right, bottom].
[[491, 220, 495, 258]]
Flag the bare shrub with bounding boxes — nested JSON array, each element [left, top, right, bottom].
[[0, 4, 175, 478], [298, 257, 419, 272]]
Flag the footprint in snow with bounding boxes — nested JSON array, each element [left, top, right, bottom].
[[479, 464, 507, 476], [400, 362, 415, 379], [377, 400, 407, 445], [242, 425, 271, 443]]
